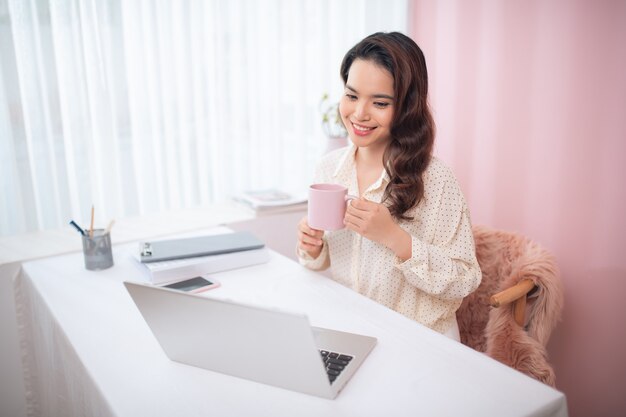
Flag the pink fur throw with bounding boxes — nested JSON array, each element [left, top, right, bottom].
[[456, 225, 564, 387]]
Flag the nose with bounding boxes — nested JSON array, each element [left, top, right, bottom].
[[354, 101, 370, 121]]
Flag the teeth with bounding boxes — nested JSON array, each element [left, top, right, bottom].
[[353, 124, 373, 131]]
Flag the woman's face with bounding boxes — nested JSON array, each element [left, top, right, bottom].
[[339, 59, 394, 152]]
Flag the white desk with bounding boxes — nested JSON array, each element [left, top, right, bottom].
[[14, 228, 568, 417]]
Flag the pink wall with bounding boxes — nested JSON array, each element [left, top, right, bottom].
[[410, 1, 626, 416]]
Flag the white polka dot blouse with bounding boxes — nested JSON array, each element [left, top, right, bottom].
[[298, 145, 482, 334]]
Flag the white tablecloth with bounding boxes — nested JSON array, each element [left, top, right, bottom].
[[14, 228, 568, 417]]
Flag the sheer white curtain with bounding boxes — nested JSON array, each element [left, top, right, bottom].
[[0, 0, 407, 236]]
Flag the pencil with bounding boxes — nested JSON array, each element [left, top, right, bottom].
[[105, 219, 115, 234], [89, 205, 95, 238]]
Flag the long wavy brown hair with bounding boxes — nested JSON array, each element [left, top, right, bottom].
[[340, 32, 435, 221]]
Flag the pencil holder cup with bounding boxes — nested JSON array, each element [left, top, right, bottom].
[[82, 229, 114, 270]]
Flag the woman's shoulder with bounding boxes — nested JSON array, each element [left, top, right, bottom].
[[425, 156, 456, 182], [423, 156, 462, 192]]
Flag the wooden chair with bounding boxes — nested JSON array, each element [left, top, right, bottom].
[[456, 225, 564, 387], [489, 278, 536, 327]]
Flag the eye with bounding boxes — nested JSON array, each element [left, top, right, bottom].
[[374, 102, 390, 108], [345, 94, 357, 101]]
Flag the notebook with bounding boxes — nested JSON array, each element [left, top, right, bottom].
[[139, 231, 265, 263], [124, 281, 377, 399], [134, 247, 271, 285]]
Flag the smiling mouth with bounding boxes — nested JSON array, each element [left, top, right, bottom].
[[352, 122, 376, 133]]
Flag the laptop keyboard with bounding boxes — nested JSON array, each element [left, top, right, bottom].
[[319, 350, 353, 384]]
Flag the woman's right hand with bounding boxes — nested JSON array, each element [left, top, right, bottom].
[[297, 216, 324, 259]]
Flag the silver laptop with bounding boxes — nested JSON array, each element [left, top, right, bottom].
[[124, 281, 377, 399]]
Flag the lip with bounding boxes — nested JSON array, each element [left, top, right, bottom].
[[351, 122, 376, 137]]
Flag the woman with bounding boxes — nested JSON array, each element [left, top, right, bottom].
[[297, 32, 481, 340]]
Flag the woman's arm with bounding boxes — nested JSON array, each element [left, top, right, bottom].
[[344, 180, 481, 300], [395, 180, 481, 300]]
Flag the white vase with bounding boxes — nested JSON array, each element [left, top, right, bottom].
[[324, 136, 348, 154]]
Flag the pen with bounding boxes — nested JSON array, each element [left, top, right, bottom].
[[69, 220, 86, 236]]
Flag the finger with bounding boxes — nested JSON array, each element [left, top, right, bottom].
[[346, 203, 368, 220], [302, 228, 324, 240], [347, 201, 376, 216], [343, 212, 362, 231], [349, 197, 374, 209], [298, 217, 323, 234], [343, 219, 361, 235], [346, 199, 364, 213], [347, 198, 363, 210], [305, 226, 324, 236], [298, 230, 317, 244], [300, 220, 323, 236], [299, 239, 324, 254], [298, 231, 323, 246], [299, 222, 322, 238], [299, 242, 319, 252], [298, 216, 308, 228]]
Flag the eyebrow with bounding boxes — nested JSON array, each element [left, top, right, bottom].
[[346, 84, 394, 100]]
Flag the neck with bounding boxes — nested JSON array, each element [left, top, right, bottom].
[[355, 144, 386, 170]]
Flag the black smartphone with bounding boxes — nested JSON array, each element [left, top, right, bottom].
[[162, 276, 220, 293]]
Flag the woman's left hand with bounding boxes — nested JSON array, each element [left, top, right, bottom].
[[344, 198, 413, 260], [344, 198, 397, 246]]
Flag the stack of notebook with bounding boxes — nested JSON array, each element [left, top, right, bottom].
[[134, 231, 270, 285]]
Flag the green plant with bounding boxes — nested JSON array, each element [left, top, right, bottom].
[[319, 93, 347, 138]]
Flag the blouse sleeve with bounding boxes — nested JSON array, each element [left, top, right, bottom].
[[296, 240, 331, 271], [395, 177, 482, 300]]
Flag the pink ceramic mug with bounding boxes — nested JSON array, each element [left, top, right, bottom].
[[308, 183, 357, 231]]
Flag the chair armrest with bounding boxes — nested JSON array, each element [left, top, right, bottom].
[[489, 279, 536, 308]]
